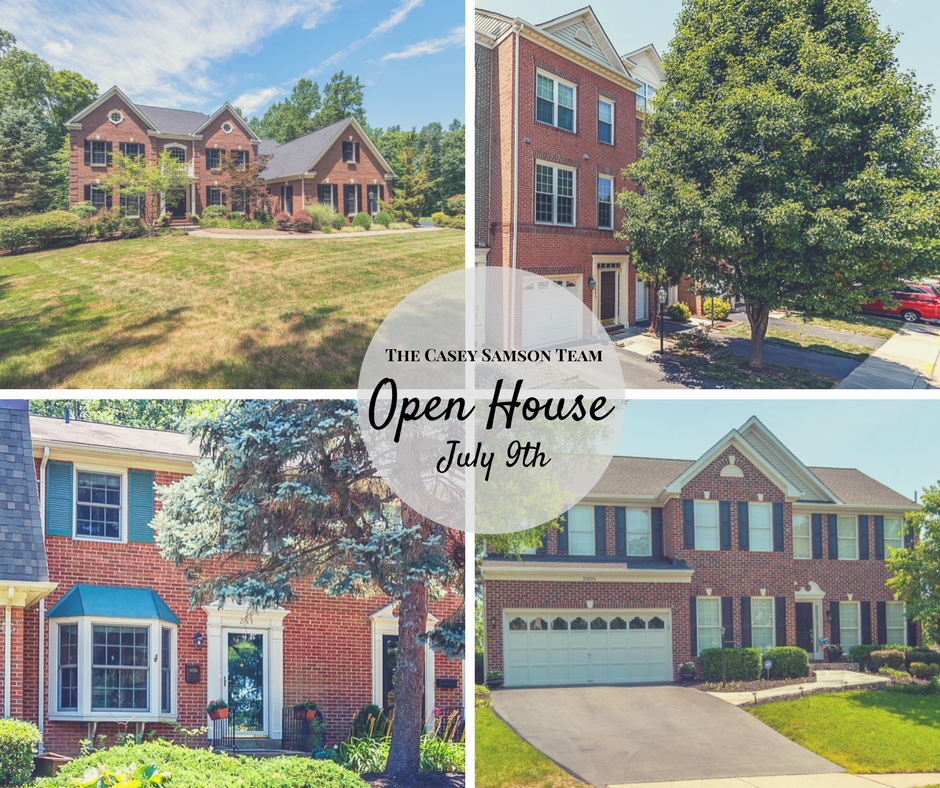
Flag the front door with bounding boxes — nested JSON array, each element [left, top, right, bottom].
[[167, 195, 186, 220], [600, 271, 616, 323], [282, 185, 294, 215], [795, 603, 814, 655], [382, 634, 398, 712], [224, 631, 267, 736]]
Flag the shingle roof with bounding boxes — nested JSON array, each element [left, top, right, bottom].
[[0, 401, 48, 583], [30, 415, 199, 460], [136, 104, 210, 135], [259, 116, 354, 180], [591, 456, 694, 497], [258, 138, 280, 155], [808, 467, 915, 508]]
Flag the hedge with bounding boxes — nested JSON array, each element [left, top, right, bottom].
[[431, 211, 447, 227], [906, 650, 940, 668], [41, 741, 366, 788], [849, 644, 915, 672], [0, 718, 41, 787], [763, 646, 810, 679], [373, 210, 393, 228], [0, 211, 84, 252], [702, 298, 731, 320], [872, 649, 907, 671], [353, 212, 372, 230], [699, 647, 762, 682]]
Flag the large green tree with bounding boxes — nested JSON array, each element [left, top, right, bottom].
[[29, 399, 226, 430], [247, 78, 322, 143], [619, 0, 940, 368], [0, 104, 49, 215], [311, 71, 367, 132], [384, 129, 436, 225]]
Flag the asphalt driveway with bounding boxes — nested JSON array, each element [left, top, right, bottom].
[[490, 685, 842, 786]]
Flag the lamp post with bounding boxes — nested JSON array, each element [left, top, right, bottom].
[[657, 287, 668, 354], [720, 625, 727, 685]]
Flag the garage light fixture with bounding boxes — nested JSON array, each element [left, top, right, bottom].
[[588, 276, 596, 290]]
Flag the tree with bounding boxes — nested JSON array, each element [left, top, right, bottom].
[[152, 400, 463, 776], [310, 71, 367, 132], [438, 121, 466, 213], [0, 104, 49, 215], [214, 150, 272, 216], [620, 0, 940, 368], [385, 130, 436, 225], [888, 485, 940, 646], [101, 150, 194, 235], [29, 399, 226, 430], [248, 78, 321, 143]]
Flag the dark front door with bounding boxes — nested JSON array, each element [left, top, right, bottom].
[[382, 635, 398, 712], [168, 195, 186, 220], [600, 271, 616, 321], [795, 603, 814, 654], [282, 185, 294, 215]]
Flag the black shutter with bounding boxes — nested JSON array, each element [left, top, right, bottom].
[[119, 142, 126, 155], [683, 499, 694, 549], [740, 597, 752, 647], [244, 150, 249, 163], [828, 514, 838, 559], [904, 519, 914, 549], [536, 528, 548, 555], [737, 502, 749, 551], [105, 190, 112, 208], [651, 508, 663, 557], [721, 597, 734, 646], [594, 506, 607, 556], [105, 141, 112, 165], [773, 503, 784, 552], [139, 143, 146, 159], [719, 501, 731, 551], [556, 511, 568, 555], [775, 597, 787, 646], [812, 514, 823, 559], [83, 184, 90, 201], [332, 183, 339, 211], [84, 139, 91, 165], [908, 619, 918, 647], [876, 601, 887, 644], [690, 597, 697, 657], [356, 184, 362, 214], [355, 142, 360, 162], [875, 516, 885, 560], [861, 601, 872, 645], [858, 515, 870, 560], [614, 507, 626, 556], [829, 601, 841, 644], [379, 184, 384, 202]]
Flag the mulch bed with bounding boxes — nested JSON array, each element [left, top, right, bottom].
[[687, 675, 818, 693], [363, 773, 464, 788]]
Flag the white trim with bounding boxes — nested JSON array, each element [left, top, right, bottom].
[[535, 69, 577, 133], [64, 86, 159, 130], [598, 96, 615, 146], [839, 600, 861, 650], [795, 581, 826, 658], [534, 160, 577, 226], [480, 563, 693, 584], [695, 596, 721, 656], [108, 109, 125, 126], [885, 600, 907, 646], [836, 514, 860, 560], [693, 499, 720, 551], [597, 174, 614, 229], [748, 501, 773, 553], [33, 445, 195, 475], [539, 8, 627, 77], [750, 596, 776, 651], [193, 103, 260, 141], [72, 464, 127, 544], [793, 513, 812, 560], [300, 117, 396, 180]]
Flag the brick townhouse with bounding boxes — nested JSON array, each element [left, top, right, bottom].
[[481, 416, 920, 686], [0, 401, 462, 756], [66, 86, 395, 222]]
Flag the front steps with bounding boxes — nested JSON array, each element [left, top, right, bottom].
[[214, 737, 309, 758]]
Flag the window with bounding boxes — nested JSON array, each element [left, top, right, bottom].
[[536, 72, 575, 131], [637, 81, 656, 112], [161, 628, 172, 714], [344, 184, 357, 215], [90, 186, 107, 212], [696, 597, 721, 654], [207, 186, 223, 207], [91, 140, 107, 166], [318, 184, 332, 206], [568, 506, 593, 555], [751, 598, 774, 650], [886, 601, 906, 646], [839, 602, 860, 648], [59, 624, 78, 711], [120, 193, 141, 218], [108, 110, 124, 125], [206, 149, 221, 170], [749, 503, 772, 552], [534, 163, 575, 226], [123, 142, 141, 159], [235, 150, 249, 168], [597, 176, 613, 230], [76, 471, 121, 540], [626, 509, 650, 556], [221, 121, 234, 134], [837, 515, 858, 559], [884, 517, 904, 554], [793, 514, 811, 559], [694, 500, 719, 550], [367, 185, 381, 214], [165, 147, 186, 164], [230, 188, 248, 214], [598, 98, 613, 144], [343, 141, 360, 163], [92, 625, 148, 710]]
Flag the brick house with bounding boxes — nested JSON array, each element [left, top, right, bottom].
[[0, 401, 462, 756], [475, 6, 671, 339], [65, 86, 395, 222], [481, 416, 919, 686]]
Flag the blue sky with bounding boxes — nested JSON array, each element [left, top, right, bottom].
[[615, 400, 938, 505], [0, 0, 464, 130], [487, 0, 940, 129]]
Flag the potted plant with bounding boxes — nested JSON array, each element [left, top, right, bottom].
[[206, 699, 228, 720], [826, 643, 844, 663], [485, 670, 503, 689], [678, 661, 697, 681], [293, 700, 319, 720]]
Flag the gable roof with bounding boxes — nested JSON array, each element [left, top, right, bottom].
[[193, 102, 260, 140], [807, 468, 915, 508], [30, 414, 199, 462], [538, 6, 626, 76], [64, 85, 159, 130], [136, 104, 210, 135]]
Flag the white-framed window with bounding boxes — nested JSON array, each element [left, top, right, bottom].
[[884, 517, 904, 554], [235, 150, 249, 168], [91, 140, 108, 166], [221, 121, 234, 134], [535, 163, 575, 226], [626, 509, 651, 556], [636, 81, 656, 113], [749, 502, 772, 552], [206, 149, 222, 170], [536, 71, 575, 132], [598, 97, 614, 144], [568, 506, 594, 555], [793, 514, 811, 559], [108, 110, 124, 125], [597, 175, 613, 230], [165, 146, 187, 164], [207, 186, 223, 207], [696, 597, 721, 655], [751, 597, 775, 651], [90, 186, 107, 212], [50, 618, 176, 721], [886, 601, 906, 646], [123, 142, 141, 159], [120, 193, 141, 218], [694, 500, 719, 551], [75, 469, 123, 541], [837, 515, 858, 559], [839, 601, 860, 649]]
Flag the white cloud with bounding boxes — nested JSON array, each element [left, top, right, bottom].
[[380, 27, 464, 62], [233, 85, 285, 115], [41, 38, 72, 58]]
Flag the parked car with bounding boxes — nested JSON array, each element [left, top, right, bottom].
[[860, 283, 940, 323]]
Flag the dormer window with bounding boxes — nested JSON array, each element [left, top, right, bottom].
[[221, 121, 234, 134], [109, 110, 124, 125]]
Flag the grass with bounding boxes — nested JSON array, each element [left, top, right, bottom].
[[750, 690, 940, 773], [722, 322, 874, 362], [0, 231, 463, 388], [779, 310, 901, 339], [476, 707, 585, 788], [697, 354, 838, 389]]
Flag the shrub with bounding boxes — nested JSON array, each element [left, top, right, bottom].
[[254, 210, 272, 224], [447, 194, 466, 214], [305, 202, 335, 231], [350, 704, 390, 740], [70, 201, 97, 219], [699, 647, 762, 682], [420, 735, 465, 772], [331, 213, 347, 230], [702, 297, 731, 320], [353, 211, 372, 230], [475, 684, 491, 708], [340, 225, 367, 233], [910, 661, 928, 679], [905, 649, 940, 668], [872, 649, 907, 671], [373, 210, 393, 228], [291, 212, 313, 233], [189, 213, 200, 224], [431, 211, 447, 227], [0, 217, 29, 253], [274, 211, 292, 231], [849, 644, 914, 672], [92, 207, 123, 239], [665, 302, 692, 322], [928, 664, 940, 678], [444, 214, 465, 230], [389, 222, 413, 230], [322, 225, 334, 233], [0, 718, 41, 786], [119, 217, 145, 238], [229, 211, 242, 219], [763, 646, 810, 679], [29, 210, 84, 246], [202, 204, 229, 219]]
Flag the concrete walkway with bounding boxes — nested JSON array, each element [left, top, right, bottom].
[[186, 226, 445, 240], [708, 670, 890, 706], [610, 773, 940, 788], [836, 322, 940, 389]]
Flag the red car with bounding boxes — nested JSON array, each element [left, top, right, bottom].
[[861, 283, 940, 323]]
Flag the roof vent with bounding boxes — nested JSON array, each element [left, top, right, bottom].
[[574, 28, 592, 46]]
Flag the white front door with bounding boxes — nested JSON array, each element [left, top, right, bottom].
[[635, 277, 647, 321], [223, 629, 269, 736]]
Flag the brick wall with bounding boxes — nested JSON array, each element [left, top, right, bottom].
[[475, 42, 493, 251]]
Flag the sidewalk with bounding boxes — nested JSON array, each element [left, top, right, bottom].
[[835, 323, 940, 389], [610, 774, 940, 788], [708, 669, 889, 706]]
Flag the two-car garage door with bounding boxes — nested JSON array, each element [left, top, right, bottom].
[[504, 609, 672, 687]]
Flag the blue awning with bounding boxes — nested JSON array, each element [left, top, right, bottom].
[[46, 584, 180, 624]]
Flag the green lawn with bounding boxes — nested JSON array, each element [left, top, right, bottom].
[[0, 231, 463, 388], [476, 707, 585, 788], [697, 354, 838, 389], [750, 691, 940, 773], [722, 322, 874, 362], [779, 311, 901, 339]]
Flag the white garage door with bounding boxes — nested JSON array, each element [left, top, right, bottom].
[[504, 610, 672, 687], [520, 277, 580, 347]]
